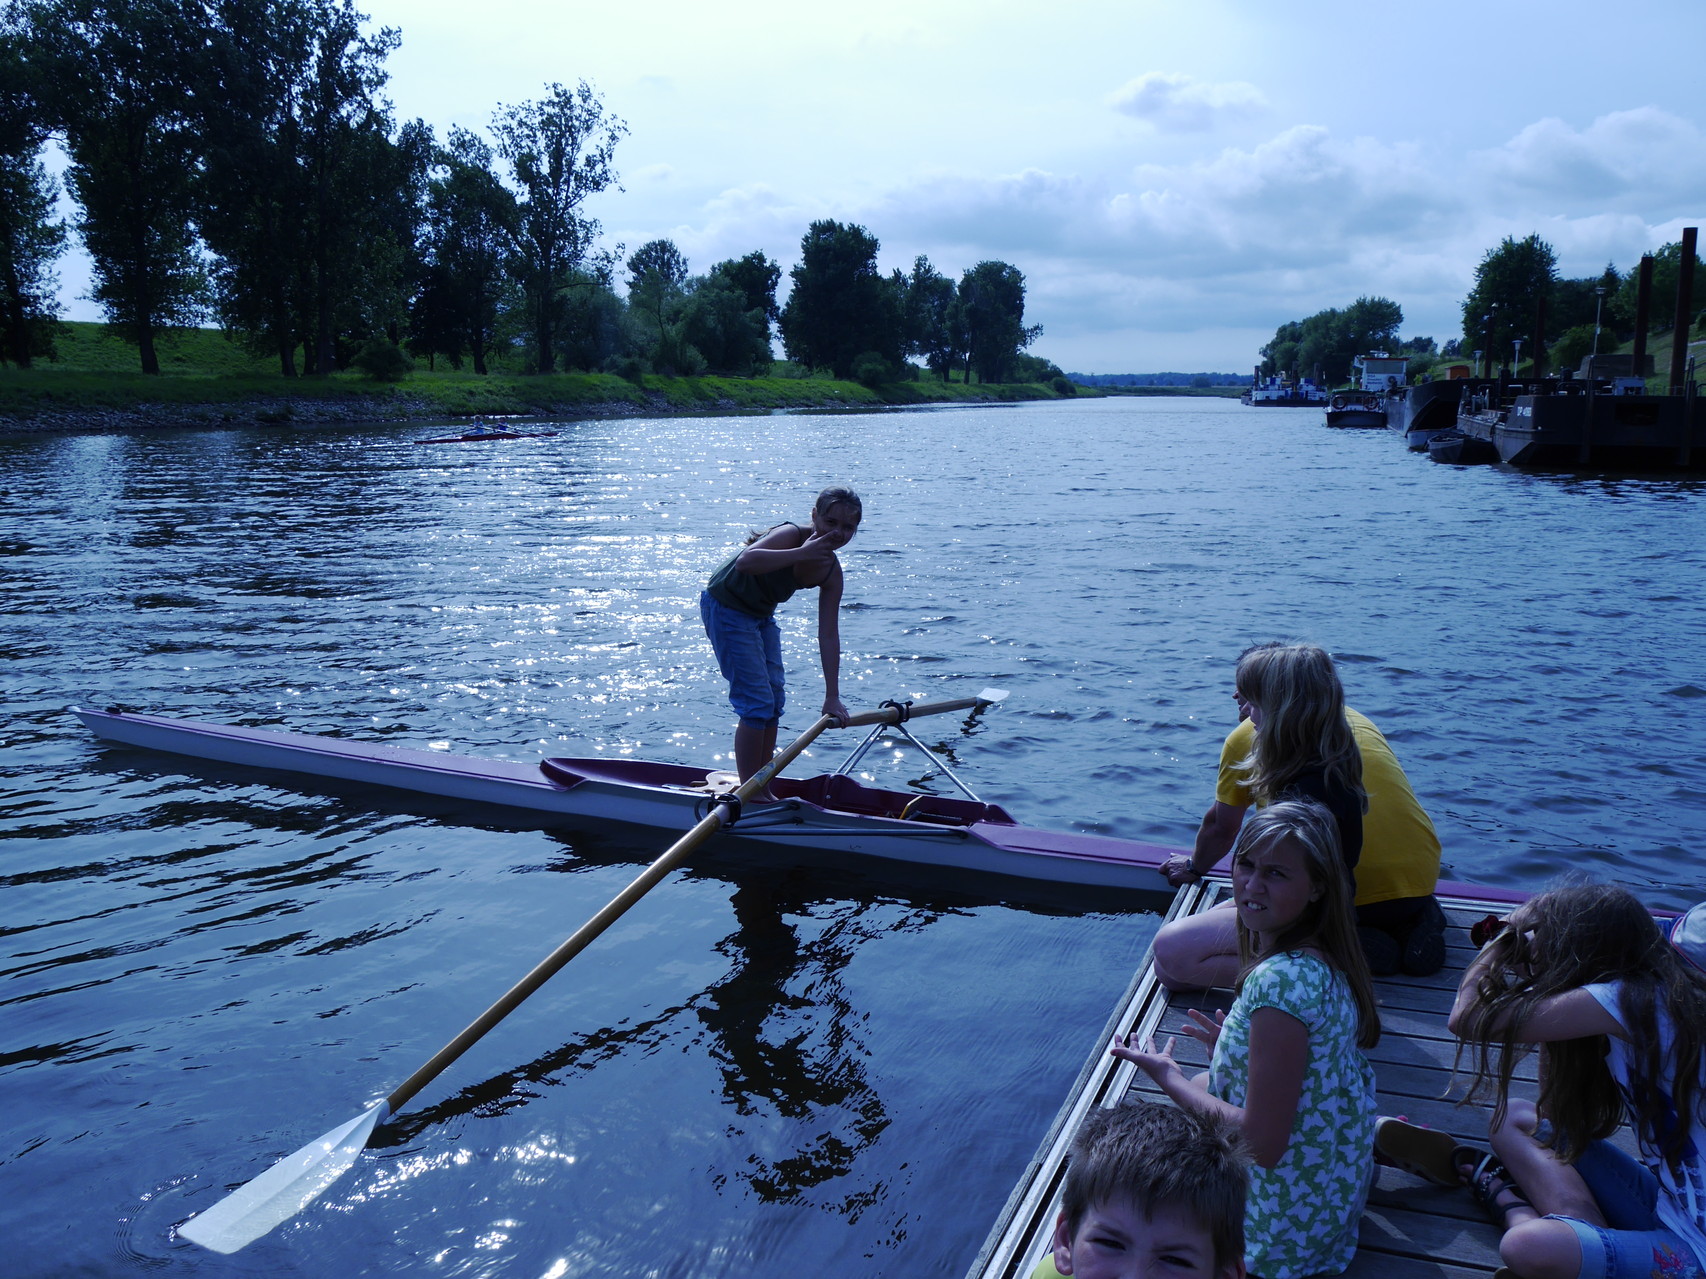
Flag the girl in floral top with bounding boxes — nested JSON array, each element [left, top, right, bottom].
[[1114, 800, 1380, 1279]]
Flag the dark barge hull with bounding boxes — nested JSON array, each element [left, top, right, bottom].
[[1325, 407, 1386, 428], [1386, 381, 1466, 449], [1460, 394, 1706, 468]]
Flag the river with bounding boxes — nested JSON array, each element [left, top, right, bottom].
[[3, 396, 1703, 1276]]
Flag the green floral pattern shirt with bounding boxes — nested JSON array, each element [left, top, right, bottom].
[[1209, 951, 1376, 1279]]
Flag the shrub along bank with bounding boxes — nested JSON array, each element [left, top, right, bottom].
[[1, 325, 1088, 431]]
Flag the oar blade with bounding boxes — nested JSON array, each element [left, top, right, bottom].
[[178, 1100, 388, 1254], [975, 687, 1008, 704]]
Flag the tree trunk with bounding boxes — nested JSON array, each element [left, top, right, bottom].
[[2, 258, 30, 367], [138, 322, 161, 375], [535, 285, 554, 373], [314, 272, 334, 375]]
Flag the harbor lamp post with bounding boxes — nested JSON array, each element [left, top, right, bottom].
[[1513, 337, 1524, 374], [1591, 285, 1606, 374], [1474, 349, 1484, 378]]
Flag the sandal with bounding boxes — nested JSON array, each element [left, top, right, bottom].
[[1374, 1117, 1461, 1186], [1462, 1148, 1533, 1226]]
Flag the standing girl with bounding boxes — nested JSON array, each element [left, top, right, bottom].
[[1427, 883, 1706, 1279], [700, 486, 861, 788], [1115, 799, 1380, 1279]]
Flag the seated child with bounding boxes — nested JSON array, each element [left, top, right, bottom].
[[1113, 800, 1381, 1279], [1036, 1097, 1250, 1279]]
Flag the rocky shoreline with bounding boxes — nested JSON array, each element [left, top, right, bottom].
[[0, 390, 804, 434]]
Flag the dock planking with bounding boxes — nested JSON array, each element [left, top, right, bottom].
[[966, 882, 1577, 1279]]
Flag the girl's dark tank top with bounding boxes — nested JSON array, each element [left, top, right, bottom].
[[705, 526, 800, 617]]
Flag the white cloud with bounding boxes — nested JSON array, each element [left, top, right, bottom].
[[1475, 107, 1706, 217], [1107, 73, 1267, 132]]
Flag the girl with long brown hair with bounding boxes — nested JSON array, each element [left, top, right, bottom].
[[1395, 883, 1706, 1279]]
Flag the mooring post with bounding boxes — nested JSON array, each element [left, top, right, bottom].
[[1632, 255, 1654, 387], [1667, 228, 1697, 396], [1682, 356, 1696, 469], [1531, 296, 1547, 379]]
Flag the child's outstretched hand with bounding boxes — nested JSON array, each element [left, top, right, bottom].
[[1182, 1008, 1226, 1051], [1109, 1031, 1185, 1087], [799, 529, 844, 565]]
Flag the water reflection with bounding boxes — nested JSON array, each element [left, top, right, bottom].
[[3, 402, 1704, 1277]]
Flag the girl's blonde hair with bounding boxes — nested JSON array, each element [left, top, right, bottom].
[[1455, 881, 1706, 1172], [1233, 799, 1380, 1048], [1234, 643, 1364, 809]]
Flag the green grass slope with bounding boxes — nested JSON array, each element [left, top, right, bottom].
[[2, 323, 1099, 428]]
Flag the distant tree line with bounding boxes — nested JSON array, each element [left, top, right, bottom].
[[1257, 232, 1706, 390], [1069, 372, 1251, 387], [0, 0, 1043, 382]]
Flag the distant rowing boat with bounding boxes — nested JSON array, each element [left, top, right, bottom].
[[74, 707, 1186, 892], [417, 424, 558, 444]]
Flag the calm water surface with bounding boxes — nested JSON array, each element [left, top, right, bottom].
[[3, 397, 1704, 1276]]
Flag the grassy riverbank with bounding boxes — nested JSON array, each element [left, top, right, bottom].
[[0, 323, 1096, 430]]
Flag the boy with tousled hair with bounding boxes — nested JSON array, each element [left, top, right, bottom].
[[1039, 1097, 1251, 1279]]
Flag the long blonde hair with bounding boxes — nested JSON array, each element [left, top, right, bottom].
[[1234, 643, 1364, 808], [1456, 882, 1706, 1171], [1233, 800, 1380, 1048]]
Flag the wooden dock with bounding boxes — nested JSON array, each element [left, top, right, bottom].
[[968, 880, 1544, 1279]]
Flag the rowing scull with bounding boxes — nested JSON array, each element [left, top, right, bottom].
[[73, 706, 1186, 891]]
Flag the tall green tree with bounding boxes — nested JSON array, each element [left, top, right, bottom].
[[682, 274, 770, 375], [292, 0, 407, 374], [625, 238, 698, 374], [556, 258, 625, 372], [955, 259, 1037, 383], [778, 219, 902, 379], [677, 251, 778, 375], [1461, 234, 1557, 367], [491, 81, 626, 374], [626, 238, 687, 343], [412, 125, 516, 373], [30, 0, 207, 373], [0, 6, 65, 366], [903, 255, 957, 380], [712, 250, 780, 328], [197, 0, 315, 374], [1610, 241, 1706, 335]]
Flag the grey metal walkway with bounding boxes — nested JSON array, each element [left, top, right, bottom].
[[968, 881, 1541, 1279]]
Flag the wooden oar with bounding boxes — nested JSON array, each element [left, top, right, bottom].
[[178, 689, 1003, 1253]]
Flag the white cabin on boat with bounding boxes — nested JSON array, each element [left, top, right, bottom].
[[1245, 372, 1329, 404], [1353, 352, 1408, 392]]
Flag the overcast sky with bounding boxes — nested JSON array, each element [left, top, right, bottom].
[[53, 0, 1706, 372]]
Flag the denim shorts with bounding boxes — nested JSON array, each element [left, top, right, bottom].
[[1550, 1139, 1704, 1279], [700, 591, 784, 726]]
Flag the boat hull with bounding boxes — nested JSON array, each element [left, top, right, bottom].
[[1489, 394, 1706, 468], [1325, 408, 1385, 428], [1428, 428, 1498, 465], [418, 431, 557, 444], [73, 709, 1186, 892], [1385, 381, 1466, 449]]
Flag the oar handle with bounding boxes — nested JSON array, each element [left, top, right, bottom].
[[384, 690, 994, 1114], [840, 693, 988, 728]]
